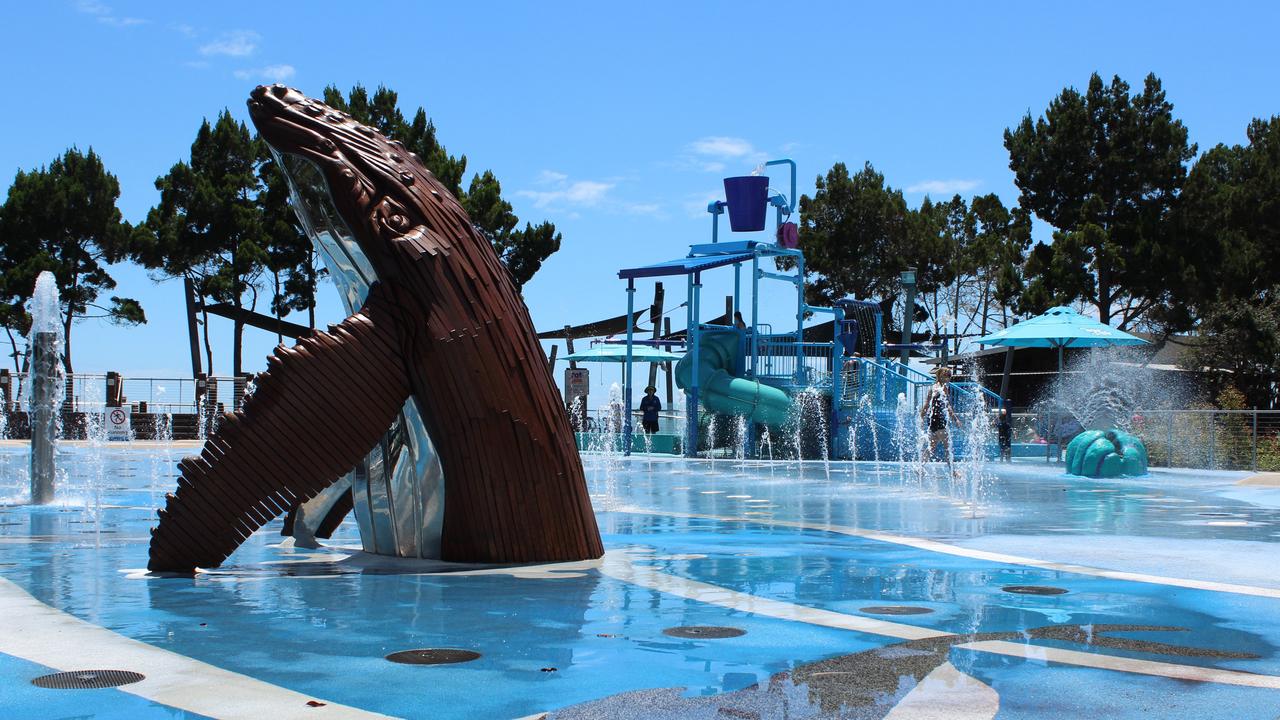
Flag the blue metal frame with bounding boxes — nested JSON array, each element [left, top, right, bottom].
[[615, 157, 937, 460]]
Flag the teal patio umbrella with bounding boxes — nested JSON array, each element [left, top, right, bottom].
[[562, 344, 683, 363], [975, 306, 1149, 374]]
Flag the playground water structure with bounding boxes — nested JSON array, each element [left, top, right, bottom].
[[598, 158, 1009, 470], [3, 443, 1280, 718]]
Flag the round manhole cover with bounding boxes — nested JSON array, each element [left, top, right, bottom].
[[1002, 585, 1069, 595], [662, 626, 746, 639], [860, 606, 934, 615], [385, 649, 480, 665], [32, 670, 145, 689]]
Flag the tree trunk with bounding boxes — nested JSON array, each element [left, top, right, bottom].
[[1096, 263, 1112, 325], [233, 317, 243, 376], [201, 308, 214, 374], [62, 310, 74, 374], [5, 326, 19, 374], [272, 270, 283, 345]]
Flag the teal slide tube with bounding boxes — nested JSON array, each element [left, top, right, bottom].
[[675, 331, 792, 428]]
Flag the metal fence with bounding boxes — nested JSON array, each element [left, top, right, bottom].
[[752, 336, 838, 389], [1009, 409, 1280, 472], [7, 374, 253, 415]]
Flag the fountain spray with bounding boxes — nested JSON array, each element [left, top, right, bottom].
[[27, 271, 64, 504]]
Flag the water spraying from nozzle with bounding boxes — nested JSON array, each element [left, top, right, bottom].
[[27, 271, 64, 505]]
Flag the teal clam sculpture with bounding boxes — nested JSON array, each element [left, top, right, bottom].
[[1065, 429, 1149, 478]]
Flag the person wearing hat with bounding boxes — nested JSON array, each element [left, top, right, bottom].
[[920, 366, 960, 462], [639, 385, 662, 434]]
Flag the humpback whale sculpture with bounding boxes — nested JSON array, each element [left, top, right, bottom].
[[148, 85, 602, 571]]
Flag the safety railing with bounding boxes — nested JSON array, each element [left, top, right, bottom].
[[1134, 410, 1280, 472], [843, 358, 1001, 413], [1009, 409, 1280, 472], [752, 335, 840, 389], [4, 373, 254, 416]]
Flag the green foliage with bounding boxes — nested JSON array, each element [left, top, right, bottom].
[[0, 147, 143, 371], [258, 150, 321, 327], [788, 162, 911, 311], [790, 163, 1029, 346], [970, 193, 1032, 326], [322, 83, 561, 288], [464, 171, 562, 288], [1178, 116, 1280, 409], [1005, 73, 1195, 327], [141, 111, 275, 374]]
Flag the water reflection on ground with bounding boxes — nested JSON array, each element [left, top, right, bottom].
[[0, 447, 1278, 719]]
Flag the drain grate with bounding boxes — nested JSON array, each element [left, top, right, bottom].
[[860, 606, 934, 615], [385, 649, 480, 665], [32, 670, 145, 689], [663, 626, 746, 639], [1002, 585, 1069, 595]]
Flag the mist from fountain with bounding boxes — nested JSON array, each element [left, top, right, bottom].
[[953, 363, 996, 515], [732, 415, 747, 463], [1039, 347, 1191, 430]]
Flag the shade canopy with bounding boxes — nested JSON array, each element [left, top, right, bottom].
[[562, 344, 683, 363], [535, 309, 648, 339], [975, 306, 1148, 375], [975, 307, 1149, 350]]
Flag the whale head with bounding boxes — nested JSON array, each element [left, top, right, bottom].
[[247, 84, 458, 298]]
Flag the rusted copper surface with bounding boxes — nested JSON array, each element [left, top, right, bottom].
[[147, 85, 601, 571]]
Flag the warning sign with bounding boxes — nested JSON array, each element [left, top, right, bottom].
[[564, 368, 589, 404], [107, 407, 131, 441]]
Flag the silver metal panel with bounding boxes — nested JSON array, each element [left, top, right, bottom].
[[274, 150, 447, 560], [289, 475, 353, 548]]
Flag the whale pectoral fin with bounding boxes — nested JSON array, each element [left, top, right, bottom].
[[148, 286, 411, 572]]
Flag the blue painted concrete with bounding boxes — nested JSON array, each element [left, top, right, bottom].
[[0, 447, 1278, 718]]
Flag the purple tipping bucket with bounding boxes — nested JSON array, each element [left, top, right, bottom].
[[723, 175, 769, 232]]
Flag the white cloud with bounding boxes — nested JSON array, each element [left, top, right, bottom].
[[683, 192, 723, 219], [518, 171, 664, 218], [905, 179, 981, 195], [519, 180, 613, 209], [623, 202, 663, 217], [681, 136, 768, 173], [171, 23, 197, 38], [75, 0, 109, 15], [99, 15, 146, 27], [201, 30, 260, 57], [689, 136, 756, 158], [233, 64, 296, 83], [535, 170, 568, 185], [75, 0, 146, 28]]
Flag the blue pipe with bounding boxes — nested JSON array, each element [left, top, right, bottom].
[[764, 159, 797, 214], [623, 279, 635, 456], [687, 273, 702, 457]]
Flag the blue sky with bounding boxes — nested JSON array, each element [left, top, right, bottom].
[[1, 1, 1277, 396]]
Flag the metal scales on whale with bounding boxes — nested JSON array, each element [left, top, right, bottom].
[[147, 85, 603, 572]]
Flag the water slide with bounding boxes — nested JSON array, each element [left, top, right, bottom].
[[675, 330, 793, 427]]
